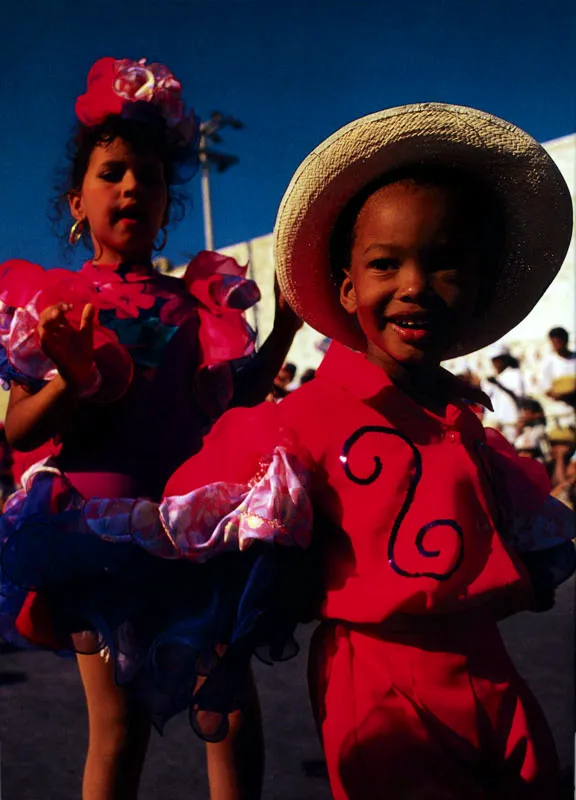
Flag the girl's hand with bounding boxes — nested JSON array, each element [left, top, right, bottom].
[[37, 303, 96, 392], [273, 276, 303, 335]]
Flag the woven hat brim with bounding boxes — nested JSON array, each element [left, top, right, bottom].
[[274, 103, 574, 358]]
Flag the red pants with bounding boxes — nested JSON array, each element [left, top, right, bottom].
[[308, 616, 559, 799]]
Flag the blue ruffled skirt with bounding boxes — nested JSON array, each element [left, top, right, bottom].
[[0, 472, 309, 741]]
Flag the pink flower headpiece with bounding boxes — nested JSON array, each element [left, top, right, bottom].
[[75, 57, 197, 146]]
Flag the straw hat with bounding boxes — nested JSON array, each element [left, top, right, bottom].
[[274, 103, 573, 358]]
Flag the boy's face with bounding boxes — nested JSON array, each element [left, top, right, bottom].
[[550, 335, 567, 354], [340, 181, 482, 368]]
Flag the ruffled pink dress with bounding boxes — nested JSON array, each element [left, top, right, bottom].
[[0, 252, 268, 688]]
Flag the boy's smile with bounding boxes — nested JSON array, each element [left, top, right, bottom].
[[339, 180, 483, 371]]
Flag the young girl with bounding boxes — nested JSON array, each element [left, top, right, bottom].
[[4, 104, 574, 797], [0, 56, 301, 800]]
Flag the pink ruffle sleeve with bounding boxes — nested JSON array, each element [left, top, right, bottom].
[[0, 260, 132, 402], [82, 443, 312, 561], [81, 402, 313, 559], [183, 251, 260, 369]]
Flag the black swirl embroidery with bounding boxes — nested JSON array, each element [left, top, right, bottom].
[[340, 425, 464, 581]]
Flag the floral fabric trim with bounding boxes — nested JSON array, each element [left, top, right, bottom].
[[82, 446, 312, 561]]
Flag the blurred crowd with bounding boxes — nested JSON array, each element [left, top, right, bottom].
[[266, 362, 316, 401], [449, 326, 576, 510]]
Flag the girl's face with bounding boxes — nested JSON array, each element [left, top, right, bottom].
[[340, 181, 482, 370], [69, 136, 168, 264]]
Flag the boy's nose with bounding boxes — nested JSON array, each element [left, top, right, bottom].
[[396, 261, 429, 299]]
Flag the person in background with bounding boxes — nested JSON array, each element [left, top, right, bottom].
[[550, 453, 576, 511], [482, 345, 525, 443], [267, 362, 298, 401], [548, 427, 576, 493], [299, 368, 316, 385], [540, 327, 576, 428], [514, 398, 550, 463], [279, 362, 298, 390]]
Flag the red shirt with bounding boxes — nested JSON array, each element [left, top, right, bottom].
[[166, 341, 533, 624]]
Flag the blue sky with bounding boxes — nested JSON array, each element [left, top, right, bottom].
[[1, 0, 575, 268]]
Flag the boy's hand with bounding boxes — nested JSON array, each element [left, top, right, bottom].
[[37, 303, 96, 392]]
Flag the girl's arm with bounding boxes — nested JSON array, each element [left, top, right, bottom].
[[231, 282, 302, 408], [5, 303, 96, 451], [6, 380, 82, 451]]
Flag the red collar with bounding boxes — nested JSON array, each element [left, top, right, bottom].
[[316, 341, 492, 426], [317, 341, 397, 401]]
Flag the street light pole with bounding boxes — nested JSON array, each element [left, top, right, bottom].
[[198, 112, 244, 251], [199, 134, 214, 251]]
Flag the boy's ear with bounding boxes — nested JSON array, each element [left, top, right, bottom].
[[68, 191, 84, 221], [339, 272, 357, 315]]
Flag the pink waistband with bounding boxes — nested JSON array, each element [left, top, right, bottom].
[[64, 471, 139, 500]]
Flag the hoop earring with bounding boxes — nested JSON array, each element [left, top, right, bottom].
[[154, 227, 168, 252], [69, 219, 85, 246]]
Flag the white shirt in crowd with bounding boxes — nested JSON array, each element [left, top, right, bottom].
[[540, 350, 576, 388], [482, 367, 526, 441], [540, 350, 576, 427], [514, 423, 550, 462]]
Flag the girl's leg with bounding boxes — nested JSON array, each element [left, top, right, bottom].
[[205, 666, 264, 800], [76, 651, 151, 800]]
